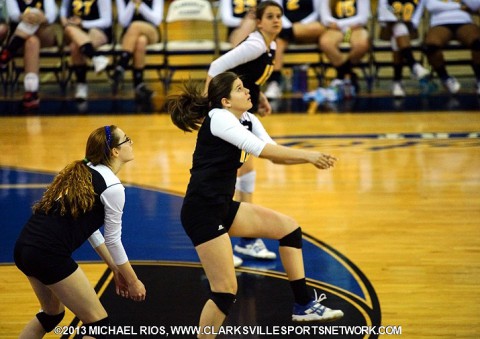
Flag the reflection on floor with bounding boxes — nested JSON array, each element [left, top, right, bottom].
[[1, 81, 479, 115]]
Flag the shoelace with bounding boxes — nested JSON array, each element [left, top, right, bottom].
[[307, 290, 327, 315], [313, 290, 327, 303], [252, 239, 267, 253]]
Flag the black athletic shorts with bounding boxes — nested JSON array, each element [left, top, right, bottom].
[[278, 27, 296, 42], [14, 243, 78, 285], [438, 23, 467, 36], [181, 197, 240, 247]]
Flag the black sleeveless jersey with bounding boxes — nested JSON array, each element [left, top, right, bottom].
[[68, 0, 101, 20], [282, 0, 315, 23], [331, 0, 358, 19], [184, 115, 243, 202], [230, 34, 275, 112], [18, 0, 45, 13], [387, 0, 420, 22], [15, 165, 109, 256], [132, 0, 154, 22]]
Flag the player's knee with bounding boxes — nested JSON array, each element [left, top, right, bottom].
[[210, 292, 236, 316], [392, 22, 409, 38], [17, 21, 40, 36], [235, 170, 256, 194], [82, 317, 110, 339], [136, 35, 148, 51], [36, 310, 65, 333], [279, 227, 303, 249]]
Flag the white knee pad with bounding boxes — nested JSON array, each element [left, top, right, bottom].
[[390, 23, 410, 52], [392, 22, 409, 38], [235, 170, 256, 194], [16, 21, 40, 36], [24, 72, 39, 92]]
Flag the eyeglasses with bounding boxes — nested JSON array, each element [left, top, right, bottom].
[[114, 136, 132, 147]]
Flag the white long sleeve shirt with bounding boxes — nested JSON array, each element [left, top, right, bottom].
[[424, 0, 479, 26]]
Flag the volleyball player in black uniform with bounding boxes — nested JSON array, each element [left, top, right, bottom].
[[1, 0, 58, 108], [167, 71, 343, 337], [14, 126, 145, 339], [60, 0, 112, 100], [377, 0, 429, 97], [319, 0, 371, 95], [265, 0, 326, 99], [112, 0, 163, 101], [207, 1, 282, 263], [423, 0, 480, 95], [207, 0, 277, 115]]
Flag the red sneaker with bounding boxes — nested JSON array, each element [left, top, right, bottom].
[[23, 92, 40, 109], [0, 49, 11, 67]]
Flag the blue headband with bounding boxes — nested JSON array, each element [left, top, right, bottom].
[[105, 126, 112, 153]]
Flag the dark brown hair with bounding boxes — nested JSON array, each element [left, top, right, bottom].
[[167, 72, 240, 132], [256, 0, 283, 19]]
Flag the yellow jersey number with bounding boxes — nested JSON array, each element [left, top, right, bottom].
[[72, 0, 95, 17], [233, 0, 257, 15], [335, 0, 357, 18], [287, 0, 300, 11], [390, 1, 419, 22]]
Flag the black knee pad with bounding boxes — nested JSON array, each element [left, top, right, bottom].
[[36, 310, 65, 332], [423, 44, 440, 56], [279, 227, 303, 249], [83, 317, 110, 339], [471, 39, 480, 52], [210, 292, 236, 316]]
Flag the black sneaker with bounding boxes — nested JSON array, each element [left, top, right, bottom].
[[135, 83, 154, 102], [111, 67, 125, 95], [22, 91, 40, 109]]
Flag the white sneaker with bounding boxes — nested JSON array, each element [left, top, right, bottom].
[[233, 255, 243, 267], [234, 238, 277, 260], [292, 290, 344, 322], [265, 81, 282, 99], [75, 83, 88, 101], [412, 63, 429, 80], [477, 81, 480, 96], [329, 78, 344, 88], [92, 55, 109, 73], [443, 77, 460, 94], [392, 81, 406, 97]]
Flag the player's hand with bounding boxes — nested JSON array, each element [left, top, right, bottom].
[[311, 153, 337, 169], [258, 92, 272, 117], [113, 270, 129, 298], [67, 16, 82, 26], [128, 279, 146, 301]]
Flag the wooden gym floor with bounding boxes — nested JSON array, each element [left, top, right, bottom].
[[0, 86, 479, 338]]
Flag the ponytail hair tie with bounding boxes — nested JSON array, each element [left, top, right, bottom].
[[83, 157, 89, 164]]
